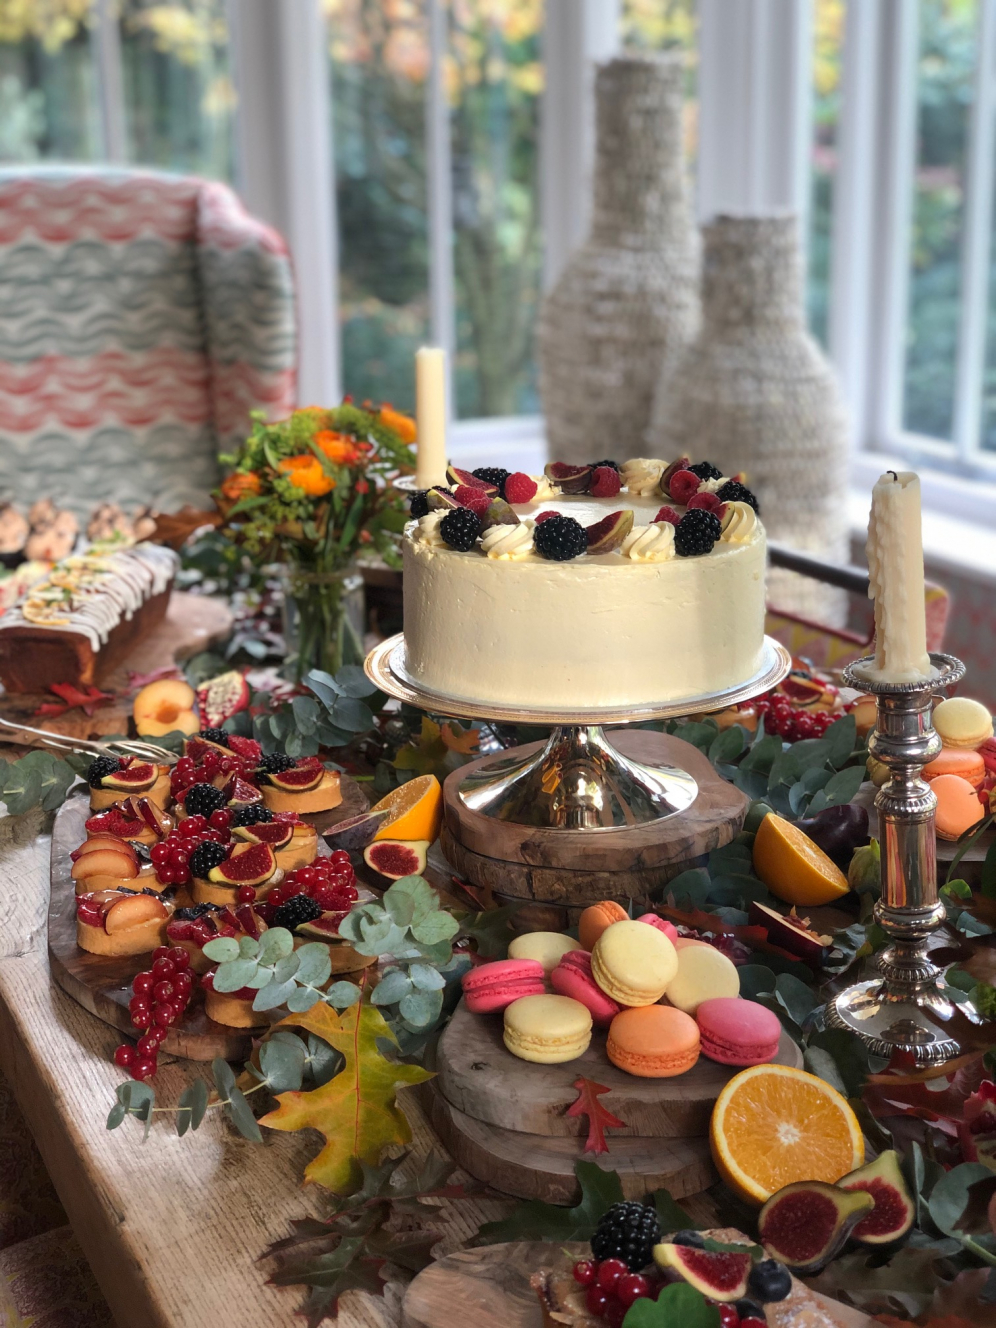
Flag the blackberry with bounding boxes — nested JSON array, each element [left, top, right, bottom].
[[273, 894, 323, 931], [256, 753, 295, 776], [472, 466, 510, 497], [671, 1229, 705, 1248], [409, 490, 430, 518], [675, 509, 722, 557], [188, 841, 229, 879], [183, 782, 227, 818], [440, 507, 482, 551], [590, 1201, 661, 1273], [86, 755, 120, 788], [533, 514, 588, 562], [230, 802, 274, 828], [687, 460, 723, 482], [590, 458, 620, 471], [174, 902, 218, 920], [717, 479, 759, 513], [748, 1260, 792, 1304], [197, 727, 230, 747]]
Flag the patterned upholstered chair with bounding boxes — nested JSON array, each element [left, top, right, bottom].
[[0, 166, 297, 516]]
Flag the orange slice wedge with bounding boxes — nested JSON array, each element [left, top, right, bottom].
[[371, 774, 443, 843], [710, 1063, 864, 1204], [752, 813, 849, 907]]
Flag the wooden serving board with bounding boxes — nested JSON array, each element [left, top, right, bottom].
[[434, 999, 803, 1140], [401, 1243, 874, 1328], [48, 778, 370, 1061]]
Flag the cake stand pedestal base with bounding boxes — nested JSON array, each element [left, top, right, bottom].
[[442, 729, 748, 925]]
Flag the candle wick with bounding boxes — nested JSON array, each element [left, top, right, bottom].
[[888, 470, 898, 481]]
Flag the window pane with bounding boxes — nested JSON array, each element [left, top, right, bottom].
[[807, 0, 843, 345], [449, 0, 543, 419], [901, 0, 976, 442], [328, 0, 429, 412], [119, 0, 235, 179], [0, 4, 100, 162]]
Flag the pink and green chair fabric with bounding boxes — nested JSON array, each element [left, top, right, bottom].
[[0, 166, 297, 514]]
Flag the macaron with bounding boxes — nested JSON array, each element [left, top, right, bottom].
[[578, 900, 628, 951], [696, 996, 782, 1066], [665, 943, 740, 1014], [550, 950, 622, 1027], [636, 913, 679, 943], [461, 958, 546, 1014], [674, 936, 711, 950], [591, 919, 678, 1007], [922, 747, 986, 788], [933, 773, 985, 841], [606, 1005, 700, 1078], [507, 931, 578, 975], [933, 696, 994, 750], [503, 993, 592, 1064]]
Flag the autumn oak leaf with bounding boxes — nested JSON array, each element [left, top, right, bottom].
[[259, 1000, 433, 1193], [567, 1077, 626, 1155]]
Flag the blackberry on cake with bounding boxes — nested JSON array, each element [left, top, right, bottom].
[[230, 803, 274, 828], [440, 507, 483, 551], [472, 467, 510, 497], [273, 894, 323, 931], [533, 514, 588, 561], [717, 480, 760, 513], [197, 727, 230, 747], [256, 753, 296, 777], [188, 841, 230, 879], [590, 458, 620, 471], [183, 783, 227, 818], [687, 461, 723, 482], [675, 509, 722, 557], [409, 490, 431, 518], [590, 1201, 661, 1272], [86, 756, 121, 788]]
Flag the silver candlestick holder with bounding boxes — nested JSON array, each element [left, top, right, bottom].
[[825, 651, 975, 1065]]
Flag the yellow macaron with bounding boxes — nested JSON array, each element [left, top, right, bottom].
[[503, 994, 592, 1063], [933, 697, 993, 750], [591, 919, 678, 1007], [508, 931, 578, 975], [665, 943, 740, 1014]]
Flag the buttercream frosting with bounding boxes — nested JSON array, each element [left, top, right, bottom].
[[529, 475, 561, 501], [621, 458, 665, 497], [621, 523, 675, 562], [413, 512, 447, 548], [721, 502, 759, 544], [482, 521, 535, 560], [698, 476, 729, 495]]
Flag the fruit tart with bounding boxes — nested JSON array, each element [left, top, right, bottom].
[[167, 900, 269, 974], [265, 858, 374, 974], [85, 796, 174, 847], [199, 968, 269, 1029], [230, 806, 317, 872], [258, 755, 342, 815], [70, 836, 164, 895], [189, 840, 283, 907], [85, 756, 172, 812], [76, 888, 174, 957]]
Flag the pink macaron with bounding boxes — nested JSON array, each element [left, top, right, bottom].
[[550, 950, 622, 1026], [636, 913, 679, 944], [462, 958, 546, 1014], [695, 996, 782, 1067]]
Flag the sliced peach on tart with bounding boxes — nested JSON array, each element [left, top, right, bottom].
[[76, 889, 173, 957], [261, 758, 342, 815]]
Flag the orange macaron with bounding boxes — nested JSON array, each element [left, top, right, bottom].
[[606, 1005, 700, 1078], [923, 747, 986, 789], [932, 773, 985, 841], [579, 899, 628, 951]]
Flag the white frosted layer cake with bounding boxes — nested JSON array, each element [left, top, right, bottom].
[[402, 459, 767, 709]]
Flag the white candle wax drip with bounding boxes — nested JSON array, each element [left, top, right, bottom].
[[862, 470, 932, 684], [415, 346, 448, 489]]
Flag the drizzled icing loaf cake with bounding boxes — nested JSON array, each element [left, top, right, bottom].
[[0, 540, 179, 692], [402, 457, 766, 709]]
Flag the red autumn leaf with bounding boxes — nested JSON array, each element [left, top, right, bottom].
[[46, 682, 115, 716], [863, 1050, 986, 1132], [567, 1077, 626, 1156], [659, 905, 809, 967], [127, 664, 181, 691], [33, 702, 70, 717]]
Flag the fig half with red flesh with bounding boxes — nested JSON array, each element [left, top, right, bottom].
[[207, 842, 276, 885], [586, 510, 634, 554], [224, 774, 263, 806], [267, 765, 324, 793], [233, 822, 294, 850], [544, 462, 592, 493], [363, 839, 429, 880], [101, 761, 156, 790], [748, 901, 831, 967], [652, 1244, 751, 1301], [758, 1181, 874, 1274], [837, 1151, 915, 1245], [445, 464, 496, 495]]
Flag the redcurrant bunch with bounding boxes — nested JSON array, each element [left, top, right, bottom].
[[149, 812, 232, 885], [115, 946, 197, 1080], [267, 850, 359, 913]]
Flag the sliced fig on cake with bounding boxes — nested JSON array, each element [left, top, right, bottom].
[[758, 1180, 874, 1274], [544, 462, 592, 494], [427, 487, 461, 511], [837, 1151, 915, 1246], [266, 764, 325, 793], [233, 821, 295, 850], [363, 839, 429, 880], [207, 842, 276, 886], [297, 910, 350, 940], [100, 761, 157, 791], [653, 1244, 751, 1302], [446, 464, 496, 495], [223, 774, 264, 807], [586, 509, 634, 554], [481, 498, 520, 530], [660, 457, 692, 498], [196, 670, 250, 728], [322, 809, 390, 853]]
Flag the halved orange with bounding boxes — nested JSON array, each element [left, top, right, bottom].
[[752, 813, 849, 907], [710, 1063, 864, 1204], [370, 774, 443, 843]]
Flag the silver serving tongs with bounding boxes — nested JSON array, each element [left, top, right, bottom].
[[0, 715, 179, 765]]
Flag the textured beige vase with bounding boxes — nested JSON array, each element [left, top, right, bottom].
[[651, 214, 850, 624], [539, 54, 699, 465]]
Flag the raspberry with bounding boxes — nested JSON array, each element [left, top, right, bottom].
[[533, 514, 588, 561], [687, 491, 725, 515], [668, 469, 701, 505], [453, 486, 491, 517], [503, 472, 538, 504], [653, 505, 681, 526], [440, 507, 483, 550], [534, 509, 558, 523], [590, 465, 621, 498]]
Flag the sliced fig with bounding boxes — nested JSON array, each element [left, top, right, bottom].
[[544, 462, 591, 494], [196, 670, 250, 728], [85, 807, 147, 839], [427, 487, 461, 511], [481, 498, 520, 530], [297, 911, 349, 940], [446, 464, 495, 495], [101, 762, 157, 790], [207, 842, 276, 886], [323, 810, 389, 853], [184, 735, 229, 760], [228, 734, 263, 762], [748, 900, 831, 967], [659, 456, 691, 497], [363, 838, 429, 880], [266, 766, 324, 793], [837, 1151, 915, 1246], [586, 509, 634, 554], [224, 774, 264, 806], [758, 1180, 874, 1274], [652, 1244, 751, 1302], [233, 822, 295, 850]]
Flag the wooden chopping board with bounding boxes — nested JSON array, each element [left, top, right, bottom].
[[434, 999, 803, 1140], [48, 779, 370, 1061]]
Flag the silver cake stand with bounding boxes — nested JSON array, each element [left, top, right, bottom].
[[365, 633, 792, 830]]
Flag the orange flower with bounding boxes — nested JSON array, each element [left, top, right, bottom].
[[314, 430, 361, 466], [379, 404, 417, 444], [220, 471, 262, 501], [278, 455, 335, 497]]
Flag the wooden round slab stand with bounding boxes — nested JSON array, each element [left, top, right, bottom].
[[442, 730, 749, 923], [48, 779, 370, 1062], [426, 999, 802, 1204]]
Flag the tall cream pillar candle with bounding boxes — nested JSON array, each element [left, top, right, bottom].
[[415, 347, 448, 488], [863, 470, 932, 683]]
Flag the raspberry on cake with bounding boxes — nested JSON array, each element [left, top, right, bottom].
[[503, 472, 538, 503], [76, 889, 174, 957]]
